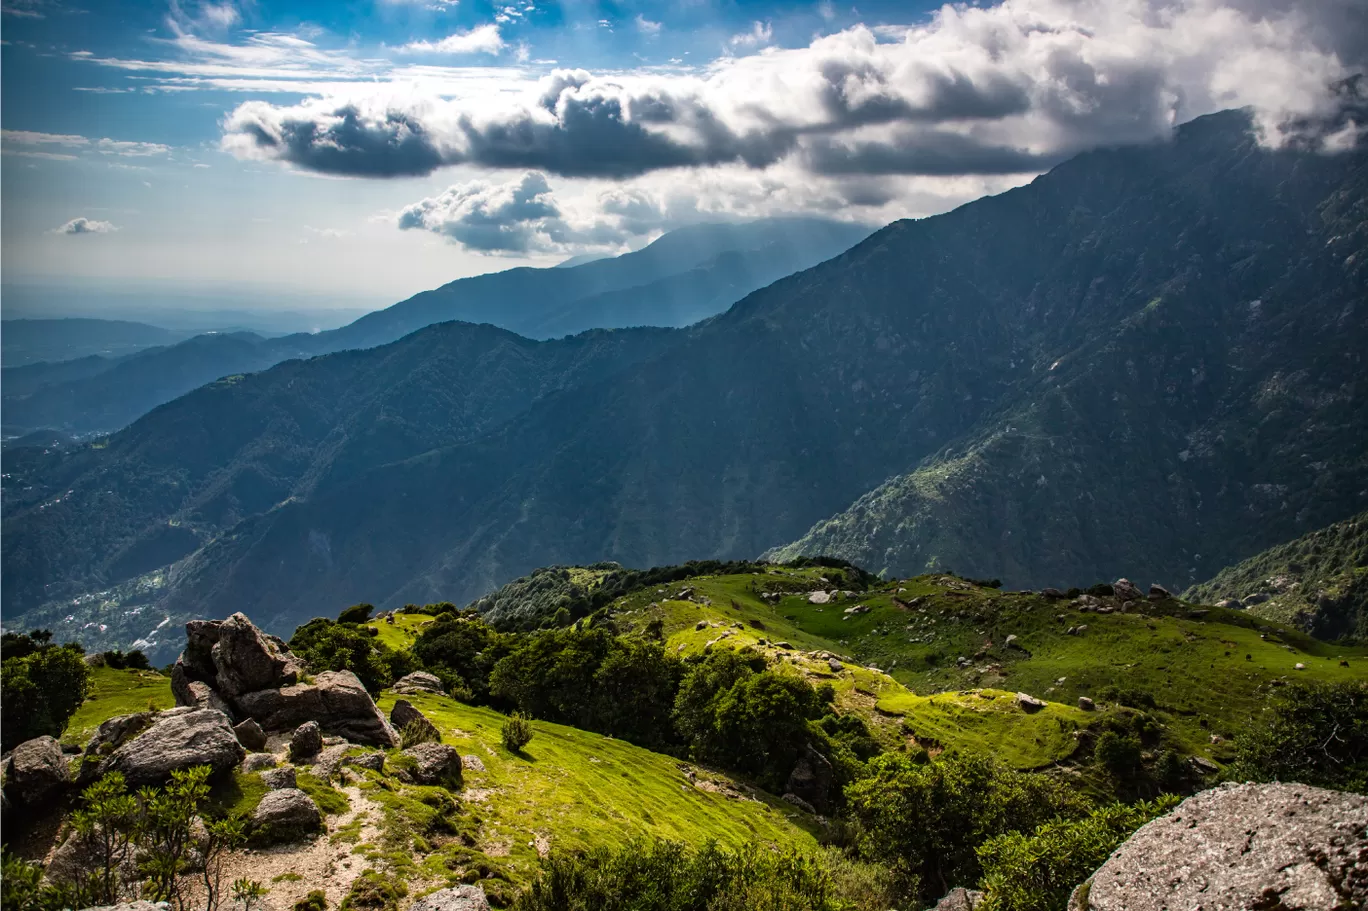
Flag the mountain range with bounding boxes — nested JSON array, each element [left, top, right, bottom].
[[0, 218, 867, 438], [3, 109, 1365, 653]]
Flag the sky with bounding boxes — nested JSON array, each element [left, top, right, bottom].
[[1, 0, 1364, 316]]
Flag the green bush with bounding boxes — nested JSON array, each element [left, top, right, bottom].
[[340, 870, 406, 911], [501, 713, 534, 753], [976, 796, 1180, 911], [337, 603, 375, 625], [845, 752, 1087, 902], [1094, 731, 1143, 780], [1, 636, 91, 751], [288, 618, 408, 696], [400, 718, 441, 749], [294, 890, 328, 911], [1227, 681, 1368, 792]]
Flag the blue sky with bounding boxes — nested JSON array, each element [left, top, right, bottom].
[[2, 0, 1362, 315]]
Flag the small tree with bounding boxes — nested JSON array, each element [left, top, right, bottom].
[[68, 772, 139, 907], [502, 713, 534, 753], [232, 879, 269, 911], [1094, 731, 1143, 781]]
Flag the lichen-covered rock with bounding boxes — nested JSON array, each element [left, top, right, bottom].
[[409, 885, 490, 911], [400, 743, 463, 788], [242, 753, 277, 772], [83, 712, 156, 760], [236, 671, 398, 748], [289, 721, 323, 761], [348, 751, 385, 772], [932, 888, 983, 911], [391, 671, 444, 695], [1072, 782, 1367, 910], [250, 787, 322, 843], [211, 613, 304, 697], [2, 735, 69, 807], [1112, 579, 1142, 601], [98, 708, 244, 788], [260, 765, 297, 790]]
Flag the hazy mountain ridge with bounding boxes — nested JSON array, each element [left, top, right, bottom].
[[0, 318, 189, 368]]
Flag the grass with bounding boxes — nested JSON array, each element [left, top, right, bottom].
[[62, 666, 175, 747], [367, 612, 435, 651], [374, 690, 819, 886]]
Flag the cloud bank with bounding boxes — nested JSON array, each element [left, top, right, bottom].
[[222, 0, 1367, 186], [54, 217, 117, 235]]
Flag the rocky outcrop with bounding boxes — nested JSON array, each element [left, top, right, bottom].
[[1112, 579, 1142, 602], [289, 722, 323, 761], [250, 788, 322, 843], [399, 743, 463, 788], [236, 671, 398, 748], [1071, 782, 1367, 910], [785, 744, 834, 813], [392, 671, 444, 695], [2, 736, 70, 807], [932, 888, 983, 911], [1015, 692, 1046, 712], [98, 708, 245, 788], [211, 613, 305, 697], [409, 886, 490, 911], [233, 718, 268, 751], [83, 712, 155, 760], [260, 766, 297, 790]]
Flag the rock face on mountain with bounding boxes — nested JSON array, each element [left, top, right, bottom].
[[170, 614, 398, 747], [97, 708, 245, 788], [2, 736, 70, 807], [1071, 782, 1367, 910]]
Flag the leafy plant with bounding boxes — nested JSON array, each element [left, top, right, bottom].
[[501, 712, 534, 753], [400, 718, 441, 749], [340, 870, 406, 911], [1, 635, 91, 751], [232, 879, 270, 911], [1227, 681, 1368, 792]]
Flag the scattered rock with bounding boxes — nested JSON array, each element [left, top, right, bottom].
[[242, 754, 277, 773], [390, 699, 429, 731], [932, 888, 984, 911], [1243, 593, 1271, 606], [401, 743, 463, 788], [773, 641, 793, 650], [695, 620, 709, 630], [462, 755, 486, 773], [827, 658, 844, 672], [1216, 599, 1241, 610], [808, 591, 831, 604], [781, 792, 817, 815], [1041, 588, 1066, 599], [843, 605, 870, 615], [99, 708, 244, 788], [391, 671, 444, 695], [1148, 583, 1171, 600], [347, 751, 385, 773], [233, 719, 268, 752], [408, 885, 490, 911], [1004, 634, 1020, 650], [2, 736, 70, 807], [236, 670, 399, 748], [1295, 662, 1306, 670], [1072, 782, 1367, 910], [250, 788, 322, 843], [1113, 579, 1143, 601], [171, 671, 234, 719], [1078, 696, 1095, 711], [289, 721, 323, 761], [1015, 692, 1047, 713], [1187, 609, 1210, 620], [259, 765, 297, 790]]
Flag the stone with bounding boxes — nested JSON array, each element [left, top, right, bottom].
[[250, 788, 322, 843], [828, 658, 844, 672], [462, 755, 486, 773], [1004, 634, 1020, 649], [1216, 599, 1241, 609], [233, 719, 268, 752], [235, 670, 399, 747], [932, 888, 984, 911], [348, 751, 385, 772], [1041, 588, 1066, 599], [843, 605, 870, 615], [242, 753, 277, 773], [781, 792, 817, 815], [773, 641, 793, 650], [2, 736, 70, 807], [99, 708, 244, 788], [1072, 782, 1367, 910], [400, 743, 463, 788], [210, 613, 305, 698], [1015, 692, 1047, 713], [80, 903, 170, 911], [1243, 592, 1270, 606], [1077, 696, 1095, 711], [289, 721, 323, 761], [1113, 578, 1143, 601], [390, 699, 428, 730], [695, 620, 709, 630], [260, 765, 297, 790], [82, 712, 156, 761], [784, 744, 834, 813], [408, 885, 490, 911], [1148, 583, 1171, 600], [807, 591, 831, 604]]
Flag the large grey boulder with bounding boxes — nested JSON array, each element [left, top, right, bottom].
[[289, 721, 323, 761], [99, 708, 245, 788], [236, 670, 398, 747], [399, 743, 463, 788], [2, 735, 70, 807], [409, 885, 490, 911], [250, 787, 322, 843], [392, 671, 444, 695], [211, 613, 304, 697], [233, 718, 268, 752], [1072, 782, 1367, 910], [931, 888, 983, 911], [83, 712, 156, 760]]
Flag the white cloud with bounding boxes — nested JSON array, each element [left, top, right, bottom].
[[401, 24, 505, 55], [97, 139, 172, 156], [636, 15, 661, 36], [727, 20, 772, 50], [2, 130, 89, 147], [53, 217, 118, 235]]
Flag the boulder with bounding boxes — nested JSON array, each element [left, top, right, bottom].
[[1148, 583, 1171, 600], [82, 712, 156, 759], [211, 613, 304, 698], [932, 888, 984, 911], [1072, 782, 1367, 910], [400, 743, 463, 788], [233, 719, 268, 752], [1077, 696, 1095, 711], [1113, 579, 1143, 601], [170, 660, 232, 717], [235, 671, 398, 747], [250, 788, 322, 843], [98, 708, 244, 788], [242, 753, 277, 773], [390, 699, 429, 731], [409, 885, 490, 911], [827, 658, 844, 672], [1015, 692, 1047, 713], [348, 752, 385, 773], [1041, 588, 1066, 599], [2, 735, 70, 807], [785, 744, 834, 813], [391, 671, 445, 696], [289, 721, 323, 761], [807, 591, 831, 604], [781, 792, 817, 815], [260, 766, 297, 790]]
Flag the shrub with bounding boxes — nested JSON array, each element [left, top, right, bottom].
[[294, 890, 328, 911], [1094, 731, 1143, 780], [400, 719, 441, 749], [340, 870, 406, 911], [288, 618, 404, 696], [976, 796, 1180, 911], [1, 637, 92, 751], [1227, 681, 1368, 792], [1098, 686, 1156, 710], [337, 603, 375, 625], [501, 713, 534, 753]]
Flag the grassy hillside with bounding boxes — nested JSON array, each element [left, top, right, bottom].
[[368, 611, 436, 651], [61, 665, 175, 747], [1185, 511, 1368, 641]]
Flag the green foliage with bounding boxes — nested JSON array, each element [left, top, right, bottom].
[[400, 718, 441, 749], [99, 649, 152, 671], [338, 603, 376, 624], [845, 752, 1087, 901], [1227, 681, 1368, 792], [2, 845, 62, 911], [512, 839, 892, 911], [1093, 731, 1143, 781], [68, 771, 139, 907], [976, 796, 1180, 911], [232, 879, 270, 911], [411, 610, 513, 705], [1, 635, 91, 751], [289, 617, 412, 696], [294, 890, 329, 911], [340, 870, 407, 911], [502, 712, 534, 753]]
